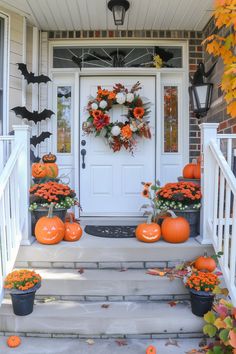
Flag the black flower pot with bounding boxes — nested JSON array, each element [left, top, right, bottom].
[[173, 209, 200, 237], [189, 288, 214, 317], [10, 283, 41, 316]]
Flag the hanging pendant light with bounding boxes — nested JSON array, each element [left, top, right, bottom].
[[108, 0, 130, 26]]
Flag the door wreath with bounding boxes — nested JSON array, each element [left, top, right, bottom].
[[82, 81, 152, 153]]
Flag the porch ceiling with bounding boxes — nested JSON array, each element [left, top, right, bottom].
[[0, 0, 213, 31]]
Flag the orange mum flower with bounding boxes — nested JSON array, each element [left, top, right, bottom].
[[121, 125, 132, 139], [133, 107, 145, 120]]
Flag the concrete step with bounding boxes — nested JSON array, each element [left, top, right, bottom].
[[31, 269, 189, 299], [16, 237, 214, 266], [0, 336, 207, 354], [0, 300, 204, 337]]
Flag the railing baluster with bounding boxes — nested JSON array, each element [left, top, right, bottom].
[[212, 164, 219, 248], [224, 182, 231, 275], [227, 138, 232, 167], [218, 171, 225, 253], [230, 199, 236, 291]]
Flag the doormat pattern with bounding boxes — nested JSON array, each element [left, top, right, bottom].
[[84, 225, 136, 238]]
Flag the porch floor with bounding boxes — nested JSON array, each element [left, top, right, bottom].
[[0, 336, 204, 354]]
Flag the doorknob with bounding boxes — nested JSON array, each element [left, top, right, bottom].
[[81, 149, 86, 169]]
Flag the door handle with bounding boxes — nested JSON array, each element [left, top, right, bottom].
[[81, 149, 86, 169]]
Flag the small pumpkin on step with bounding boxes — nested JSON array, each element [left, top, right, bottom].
[[64, 214, 83, 242], [135, 214, 161, 243], [161, 210, 190, 243], [7, 336, 21, 348], [194, 253, 217, 272], [146, 345, 157, 354]]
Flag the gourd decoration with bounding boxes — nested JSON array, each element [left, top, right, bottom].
[[42, 152, 57, 163], [182, 163, 196, 179], [146, 345, 157, 354], [32, 163, 47, 178], [35, 203, 65, 244], [161, 210, 190, 243], [7, 336, 21, 348], [64, 214, 83, 242], [135, 215, 161, 243], [193, 163, 201, 179], [45, 163, 59, 178], [195, 253, 216, 272]]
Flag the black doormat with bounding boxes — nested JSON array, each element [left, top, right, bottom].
[[84, 225, 136, 238]]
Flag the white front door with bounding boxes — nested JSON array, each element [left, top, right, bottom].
[[80, 76, 156, 217]]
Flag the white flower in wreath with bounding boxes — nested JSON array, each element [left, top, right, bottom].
[[91, 102, 98, 110], [116, 92, 126, 105], [126, 93, 134, 103], [99, 100, 108, 109], [111, 125, 121, 136]]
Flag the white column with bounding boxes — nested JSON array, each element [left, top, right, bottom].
[[199, 123, 219, 244], [13, 125, 34, 245]]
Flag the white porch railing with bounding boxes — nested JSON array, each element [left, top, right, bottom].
[[200, 123, 236, 304], [0, 125, 32, 303]]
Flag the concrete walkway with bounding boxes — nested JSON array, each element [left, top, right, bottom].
[[0, 336, 203, 353]]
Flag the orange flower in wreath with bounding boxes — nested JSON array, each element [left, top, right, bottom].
[[92, 109, 102, 119], [121, 125, 132, 139], [133, 107, 145, 120], [94, 113, 110, 130], [108, 91, 116, 100]]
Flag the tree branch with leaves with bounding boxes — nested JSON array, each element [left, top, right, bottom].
[[202, 0, 236, 118]]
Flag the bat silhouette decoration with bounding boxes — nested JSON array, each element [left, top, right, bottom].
[[57, 91, 71, 98], [17, 63, 51, 84], [30, 132, 52, 147], [11, 106, 54, 124]]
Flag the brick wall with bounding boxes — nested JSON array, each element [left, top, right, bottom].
[[46, 29, 204, 161]]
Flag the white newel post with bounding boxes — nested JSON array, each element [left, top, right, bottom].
[[13, 125, 34, 245], [199, 123, 219, 244]]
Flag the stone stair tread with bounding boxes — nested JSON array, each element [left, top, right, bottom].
[[16, 236, 214, 263], [0, 300, 204, 335], [31, 268, 188, 296]]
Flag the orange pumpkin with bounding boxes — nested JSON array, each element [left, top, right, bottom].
[[146, 345, 157, 354], [195, 254, 216, 272], [136, 222, 161, 243], [7, 336, 21, 348], [45, 163, 58, 178], [161, 211, 190, 243], [42, 152, 57, 163], [32, 163, 47, 178], [193, 163, 201, 179], [182, 163, 196, 179], [64, 215, 83, 242], [35, 203, 65, 244]]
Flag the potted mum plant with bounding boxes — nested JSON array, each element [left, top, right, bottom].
[[29, 181, 79, 230], [4, 269, 41, 316], [155, 182, 201, 237], [185, 270, 220, 317]]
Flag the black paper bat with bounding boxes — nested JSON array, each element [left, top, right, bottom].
[[11, 106, 54, 124], [30, 132, 52, 147], [17, 63, 51, 84], [57, 91, 71, 98]]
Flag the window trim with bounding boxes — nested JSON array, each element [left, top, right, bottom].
[[0, 12, 9, 135]]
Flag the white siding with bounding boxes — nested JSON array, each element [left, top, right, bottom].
[[0, 6, 35, 130]]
